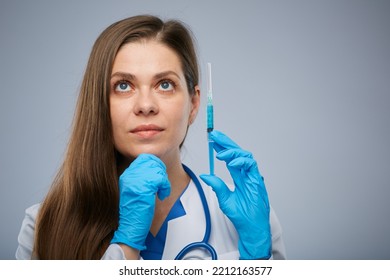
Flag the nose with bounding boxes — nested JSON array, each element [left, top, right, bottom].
[[133, 89, 159, 116]]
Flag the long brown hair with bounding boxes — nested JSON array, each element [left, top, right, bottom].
[[34, 15, 199, 259]]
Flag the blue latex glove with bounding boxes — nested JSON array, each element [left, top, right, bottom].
[[111, 154, 171, 250], [200, 130, 271, 259]]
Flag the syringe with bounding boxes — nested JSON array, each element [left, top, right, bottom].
[[207, 62, 214, 175]]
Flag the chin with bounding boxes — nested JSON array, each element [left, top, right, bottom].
[[126, 148, 164, 160], [118, 143, 179, 163]]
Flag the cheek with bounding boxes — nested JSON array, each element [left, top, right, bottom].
[[109, 104, 119, 131], [173, 101, 193, 142], [110, 96, 128, 122], [174, 99, 192, 126], [109, 99, 128, 138]]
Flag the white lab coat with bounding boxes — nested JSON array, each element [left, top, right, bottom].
[[16, 179, 286, 260]]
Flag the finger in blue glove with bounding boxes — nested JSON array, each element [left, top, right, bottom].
[[200, 131, 271, 259], [111, 154, 171, 251]]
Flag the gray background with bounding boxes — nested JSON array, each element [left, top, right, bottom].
[[1, 0, 389, 259]]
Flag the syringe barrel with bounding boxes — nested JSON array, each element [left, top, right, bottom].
[[207, 104, 214, 132]]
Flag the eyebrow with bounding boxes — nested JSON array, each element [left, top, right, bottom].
[[110, 70, 181, 81], [110, 72, 135, 81], [154, 70, 181, 80]]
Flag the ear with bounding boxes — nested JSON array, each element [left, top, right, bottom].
[[188, 85, 201, 125]]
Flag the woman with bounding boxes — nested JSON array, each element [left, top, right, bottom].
[[16, 15, 286, 260]]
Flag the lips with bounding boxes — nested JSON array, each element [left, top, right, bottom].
[[130, 124, 164, 138]]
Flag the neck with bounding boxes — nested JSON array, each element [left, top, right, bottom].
[[149, 153, 189, 237], [163, 153, 189, 194]]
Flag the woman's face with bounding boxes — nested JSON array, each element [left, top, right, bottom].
[[109, 40, 200, 165]]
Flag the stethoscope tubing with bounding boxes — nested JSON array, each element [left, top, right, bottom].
[[175, 241, 217, 260], [174, 165, 218, 260]]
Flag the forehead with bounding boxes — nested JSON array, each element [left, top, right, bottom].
[[112, 40, 183, 76]]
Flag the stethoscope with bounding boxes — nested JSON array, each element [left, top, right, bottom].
[[174, 165, 218, 260]]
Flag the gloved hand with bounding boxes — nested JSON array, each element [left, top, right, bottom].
[[200, 130, 271, 259], [111, 154, 171, 251]]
